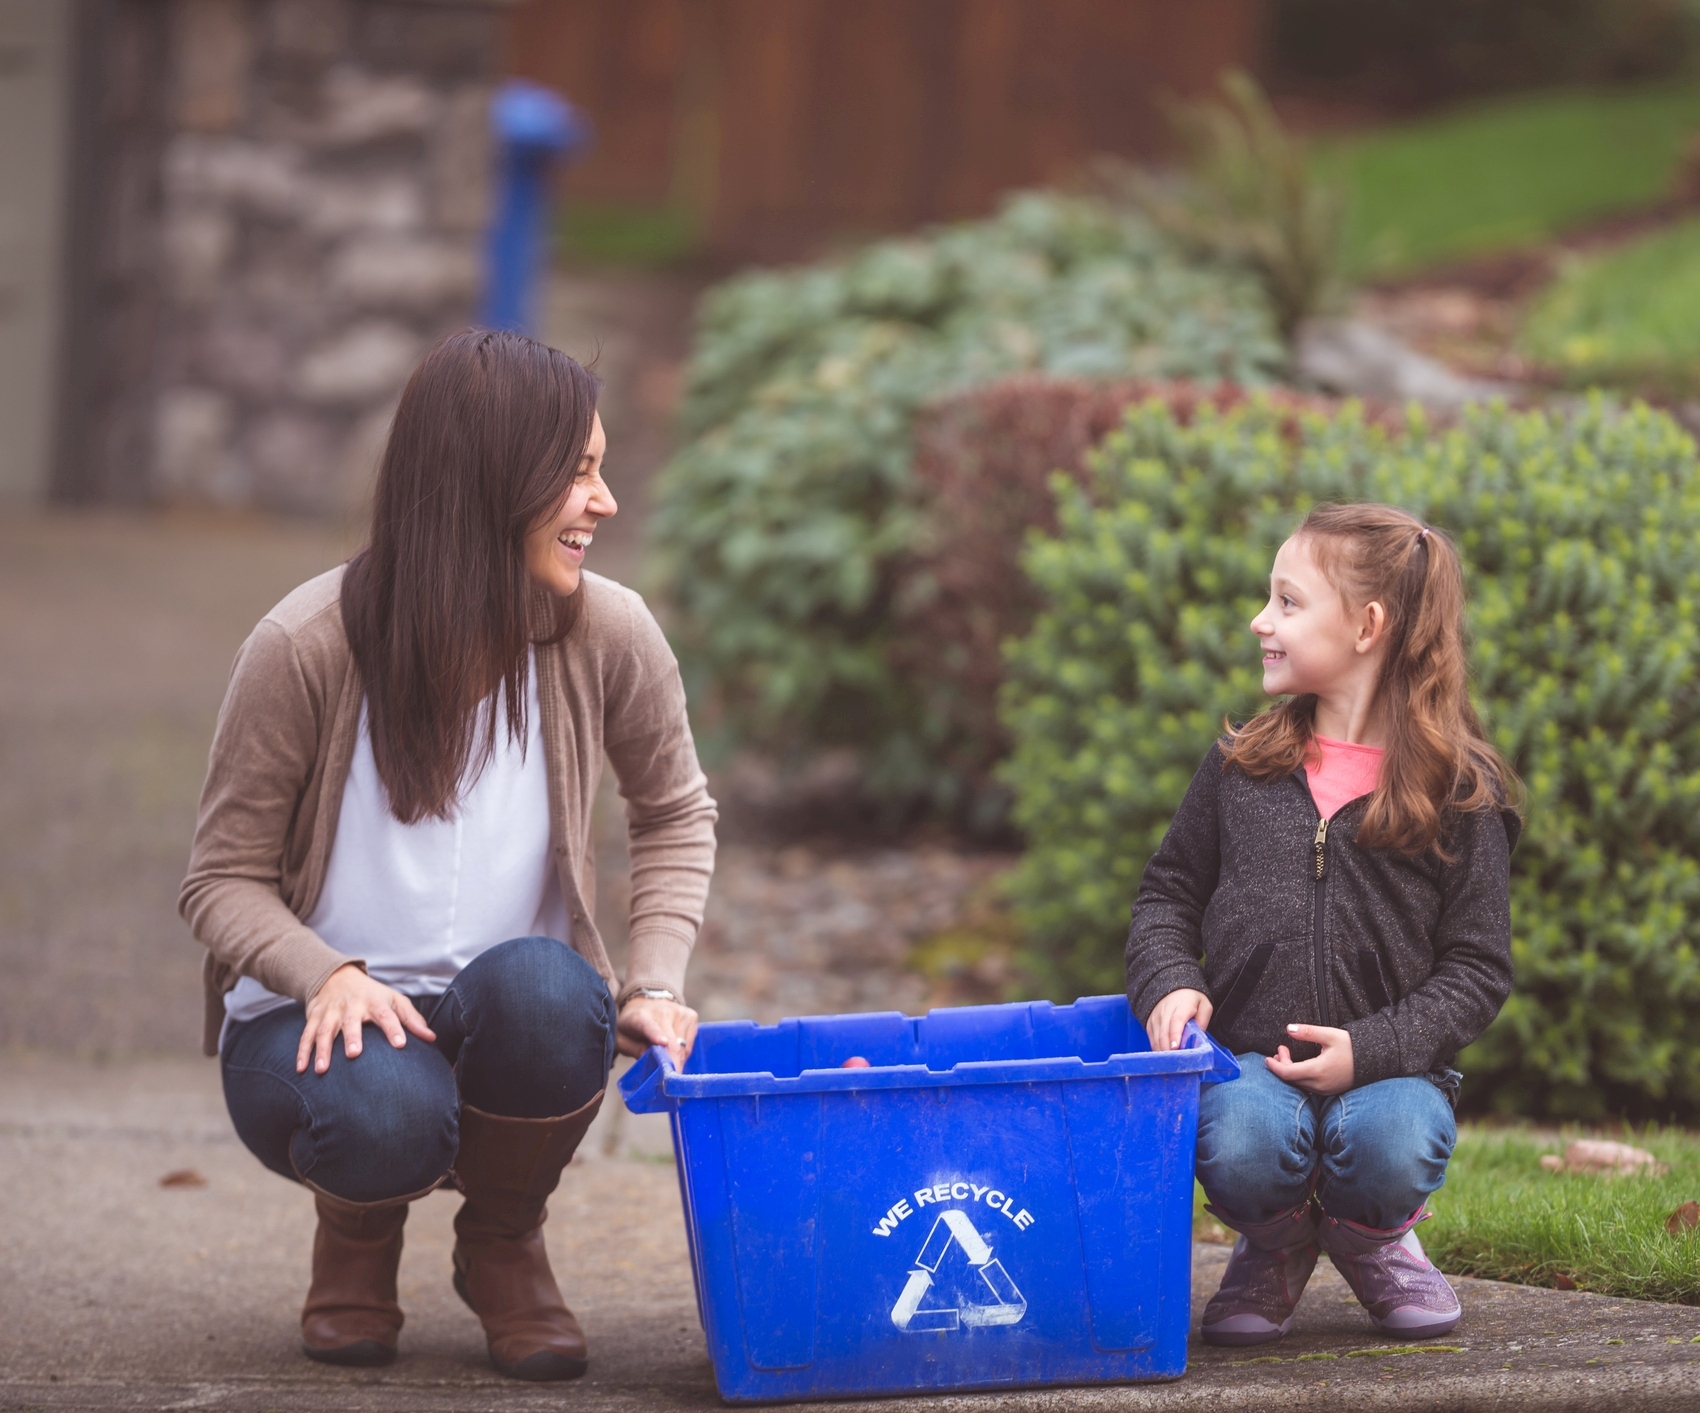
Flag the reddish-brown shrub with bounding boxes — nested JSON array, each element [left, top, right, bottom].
[[892, 376, 1386, 828]]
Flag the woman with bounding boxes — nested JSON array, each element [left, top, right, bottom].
[[180, 330, 716, 1381]]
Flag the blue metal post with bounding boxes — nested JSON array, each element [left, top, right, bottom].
[[480, 80, 587, 335]]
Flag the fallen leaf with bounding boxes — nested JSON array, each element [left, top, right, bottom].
[[1667, 1201, 1700, 1235], [1542, 1140, 1665, 1176], [1553, 1273, 1578, 1290], [159, 1169, 207, 1188]]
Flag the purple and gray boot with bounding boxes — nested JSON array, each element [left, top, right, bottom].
[[1316, 1208, 1462, 1339], [1199, 1203, 1320, 1346]]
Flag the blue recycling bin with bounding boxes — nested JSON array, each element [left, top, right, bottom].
[[621, 995, 1238, 1401]]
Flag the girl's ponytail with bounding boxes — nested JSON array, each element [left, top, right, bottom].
[[1223, 503, 1517, 856]]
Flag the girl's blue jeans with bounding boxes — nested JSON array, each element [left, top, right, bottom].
[[1197, 1053, 1456, 1231], [220, 936, 615, 1205]]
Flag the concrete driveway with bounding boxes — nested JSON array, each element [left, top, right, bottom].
[[3, 1054, 1700, 1413]]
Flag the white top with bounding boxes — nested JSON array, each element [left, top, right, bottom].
[[224, 653, 567, 1029]]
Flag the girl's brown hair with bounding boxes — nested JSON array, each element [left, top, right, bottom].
[[1222, 502, 1518, 854], [341, 329, 600, 823]]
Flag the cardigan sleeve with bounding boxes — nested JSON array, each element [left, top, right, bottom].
[[1344, 806, 1517, 1084], [1125, 744, 1223, 1021], [178, 619, 361, 1008], [601, 592, 718, 1004]]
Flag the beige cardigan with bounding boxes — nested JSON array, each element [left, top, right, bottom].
[[180, 566, 717, 1056]]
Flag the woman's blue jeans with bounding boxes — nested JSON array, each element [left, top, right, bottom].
[[221, 937, 615, 1205], [1196, 1054, 1457, 1231]]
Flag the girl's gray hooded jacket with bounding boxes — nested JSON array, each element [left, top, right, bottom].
[[1125, 742, 1517, 1092]]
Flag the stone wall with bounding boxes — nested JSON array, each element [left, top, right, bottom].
[[62, 0, 512, 515]]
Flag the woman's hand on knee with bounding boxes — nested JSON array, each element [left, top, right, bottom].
[[1145, 988, 1213, 1052], [617, 997, 699, 1064], [1266, 1024, 1354, 1095], [296, 964, 436, 1075]]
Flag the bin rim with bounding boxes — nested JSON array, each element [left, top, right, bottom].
[[621, 1018, 1237, 1114]]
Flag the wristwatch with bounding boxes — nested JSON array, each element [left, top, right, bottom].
[[622, 986, 681, 1007]]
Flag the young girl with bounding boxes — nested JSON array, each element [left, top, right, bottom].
[[1126, 502, 1517, 1347]]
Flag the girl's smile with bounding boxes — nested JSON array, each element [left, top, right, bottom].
[[1250, 535, 1389, 744]]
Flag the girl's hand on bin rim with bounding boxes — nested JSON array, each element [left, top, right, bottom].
[[1266, 1023, 1354, 1095], [1145, 988, 1214, 1052], [296, 962, 436, 1075], [617, 996, 700, 1064]]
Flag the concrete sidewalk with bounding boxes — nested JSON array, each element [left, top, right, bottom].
[[3, 1057, 1699, 1412]]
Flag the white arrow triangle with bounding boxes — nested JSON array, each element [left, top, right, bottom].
[[889, 1210, 1027, 1332]]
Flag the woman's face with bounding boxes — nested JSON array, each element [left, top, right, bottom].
[[523, 412, 615, 597]]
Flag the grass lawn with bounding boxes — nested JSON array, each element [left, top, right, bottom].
[[1323, 84, 1700, 278], [1519, 216, 1700, 390], [1197, 1125, 1700, 1305]]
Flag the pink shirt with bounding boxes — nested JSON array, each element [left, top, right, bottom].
[[1305, 735, 1385, 819]]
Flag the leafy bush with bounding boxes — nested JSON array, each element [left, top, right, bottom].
[[648, 193, 1284, 811], [1522, 216, 1700, 393], [1001, 393, 1700, 1120]]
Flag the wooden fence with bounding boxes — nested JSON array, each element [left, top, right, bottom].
[[506, 0, 1267, 258]]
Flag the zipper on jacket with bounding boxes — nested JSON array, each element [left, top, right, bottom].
[[1312, 816, 1332, 1027]]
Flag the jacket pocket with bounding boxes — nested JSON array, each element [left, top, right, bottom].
[[1352, 947, 1392, 1013], [1208, 941, 1276, 1039]]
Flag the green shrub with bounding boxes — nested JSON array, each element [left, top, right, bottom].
[[648, 193, 1284, 809], [1115, 71, 1346, 338], [1001, 393, 1700, 1120]]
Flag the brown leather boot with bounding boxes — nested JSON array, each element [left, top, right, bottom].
[[450, 1092, 604, 1382], [300, 1185, 418, 1366]]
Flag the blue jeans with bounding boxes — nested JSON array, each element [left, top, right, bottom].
[[1196, 1054, 1456, 1231], [221, 937, 615, 1204]]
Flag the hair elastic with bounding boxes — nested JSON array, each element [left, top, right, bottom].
[[1416, 526, 1431, 544]]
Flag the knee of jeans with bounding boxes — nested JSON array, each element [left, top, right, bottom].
[[465, 937, 611, 1023], [291, 1044, 458, 1204], [1196, 1077, 1314, 1220], [453, 937, 613, 1113], [1318, 1083, 1455, 1227]]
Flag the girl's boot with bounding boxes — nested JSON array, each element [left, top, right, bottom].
[[450, 1093, 604, 1381], [1199, 1203, 1320, 1346], [1316, 1208, 1461, 1339], [299, 1186, 416, 1366]]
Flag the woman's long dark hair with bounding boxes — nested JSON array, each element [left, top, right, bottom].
[[341, 329, 600, 823]]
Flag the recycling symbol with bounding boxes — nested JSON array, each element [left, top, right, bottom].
[[890, 1209, 1027, 1332]]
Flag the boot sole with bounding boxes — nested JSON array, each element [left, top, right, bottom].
[[1372, 1311, 1462, 1341], [1200, 1317, 1294, 1348], [491, 1349, 590, 1381], [302, 1338, 396, 1367], [453, 1266, 588, 1382]]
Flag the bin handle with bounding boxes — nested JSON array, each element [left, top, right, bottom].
[[1181, 1019, 1241, 1084], [619, 1043, 678, 1114]]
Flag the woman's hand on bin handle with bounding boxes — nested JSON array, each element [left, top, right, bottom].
[[1145, 988, 1213, 1052], [617, 996, 699, 1063]]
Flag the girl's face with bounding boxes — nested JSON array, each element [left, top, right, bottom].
[[1250, 535, 1375, 698], [523, 412, 616, 597]]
